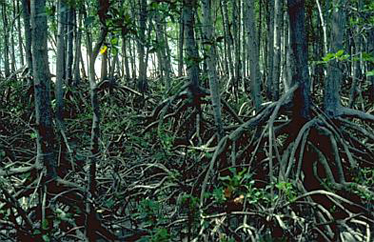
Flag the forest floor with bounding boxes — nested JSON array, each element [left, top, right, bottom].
[[0, 76, 374, 241]]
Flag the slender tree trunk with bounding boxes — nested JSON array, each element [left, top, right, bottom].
[[86, 25, 108, 242], [137, 0, 148, 93], [100, 50, 108, 81], [323, 0, 347, 117], [10, 1, 16, 73], [178, 7, 184, 77], [155, 13, 171, 92], [349, 29, 362, 108], [130, 39, 136, 79], [122, 34, 130, 79], [17, 0, 25, 66], [285, 16, 295, 91], [73, 10, 82, 85], [241, 0, 246, 78], [316, 0, 328, 58], [245, 0, 262, 111], [109, 51, 118, 81], [232, 0, 241, 95], [266, 0, 275, 100], [2, 3, 10, 77], [55, 0, 66, 123], [219, 1, 228, 77], [202, 0, 224, 140], [30, 0, 56, 236], [183, 0, 199, 93], [65, 8, 74, 85], [288, 0, 311, 119], [221, 0, 234, 83], [368, 24, 374, 103], [21, 0, 32, 75], [272, 0, 283, 101]]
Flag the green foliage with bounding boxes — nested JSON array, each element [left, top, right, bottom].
[[275, 182, 297, 202], [133, 199, 170, 242], [366, 70, 374, 77], [84, 16, 95, 27], [135, 199, 163, 227], [137, 227, 170, 242], [354, 167, 374, 187], [158, 123, 174, 152], [218, 168, 271, 204], [219, 168, 253, 195], [316, 50, 374, 66], [319, 50, 350, 63]]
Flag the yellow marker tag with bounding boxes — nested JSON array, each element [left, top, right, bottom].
[[100, 45, 108, 54]]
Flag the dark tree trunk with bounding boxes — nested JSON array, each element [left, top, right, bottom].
[[323, 0, 347, 117], [1, 2, 10, 77], [55, 0, 66, 123], [73, 10, 82, 85], [30, 0, 56, 236], [65, 7, 74, 85], [288, 0, 311, 119], [137, 0, 148, 93], [183, 0, 200, 93], [201, 0, 224, 140], [266, 0, 275, 100], [22, 0, 33, 74], [245, 0, 263, 111], [178, 7, 184, 77], [17, 0, 25, 66]]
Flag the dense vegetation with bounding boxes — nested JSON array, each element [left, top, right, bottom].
[[0, 0, 373, 241]]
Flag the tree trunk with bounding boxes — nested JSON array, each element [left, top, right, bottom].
[[155, 13, 171, 92], [288, 0, 311, 119], [55, 0, 67, 123], [1, 2, 10, 77], [221, 0, 234, 82], [323, 0, 347, 117], [10, 1, 17, 73], [266, 0, 275, 100], [100, 50, 108, 81], [21, 0, 33, 76], [272, 0, 283, 100], [245, 0, 262, 112], [241, 0, 246, 78], [17, 0, 25, 67], [65, 7, 74, 85], [137, 0, 148, 93], [368, 23, 374, 103], [178, 7, 184, 77], [201, 0, 224, 140], [232, 0, 240, 94], [30, 0, 56, 236], [87, 25, 108, 242], [183, 0, 200, 93], [73, 10, 82, 85], [121, 34, 130, 79]]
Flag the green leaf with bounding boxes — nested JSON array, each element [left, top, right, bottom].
[[105, 199, 115, 208], [218, 176, 231, 182], [322, 53, 334, 62], [110, 37, 118, 46], [335, 49, 345, 57], [42, 235, 51, 242], [111, 47, 118, 56], [366, 70, 374, 77]]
